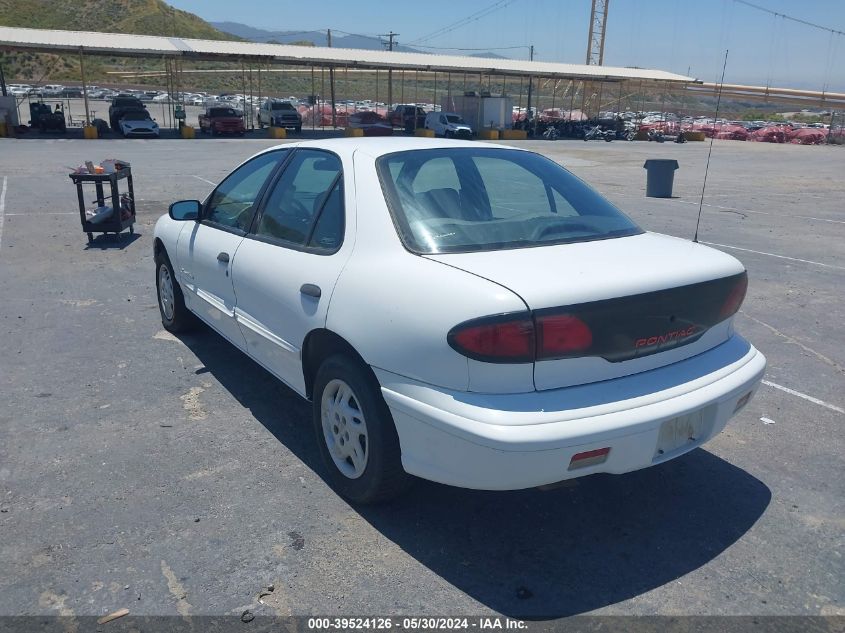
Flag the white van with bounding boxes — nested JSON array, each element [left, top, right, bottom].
[[424, 111, 473, 138]]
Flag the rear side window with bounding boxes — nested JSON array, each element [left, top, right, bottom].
[[377, 148, 641, 254], [255, 150, 344, 252]]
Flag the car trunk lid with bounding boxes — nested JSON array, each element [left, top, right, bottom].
[[428, 232, 747, 390]]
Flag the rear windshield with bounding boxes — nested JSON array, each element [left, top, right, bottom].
[[376, 148, 642, 254]]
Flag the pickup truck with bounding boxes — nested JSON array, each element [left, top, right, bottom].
[[256, 99, 302, 132], [389, 104, 427, 131], [198, 106, 245, 136]]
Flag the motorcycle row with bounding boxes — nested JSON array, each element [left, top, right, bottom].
[[531, 119, 686, 143]]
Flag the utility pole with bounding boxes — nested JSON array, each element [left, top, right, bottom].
[[380, 31, 399, 108], [327, 29, 337, 127], [526, 45, 534, 133]]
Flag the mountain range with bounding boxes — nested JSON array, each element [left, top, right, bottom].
[[210, 21, 509, 59]]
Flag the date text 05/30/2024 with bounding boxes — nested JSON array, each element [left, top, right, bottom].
[[307, 617, 528, 630]]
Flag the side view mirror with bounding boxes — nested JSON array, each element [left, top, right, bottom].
[[169, 199, 201, 221]]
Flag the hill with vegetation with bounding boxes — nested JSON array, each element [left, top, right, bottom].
[[0, 0, 238, 82], [0, 0, 232, 37]]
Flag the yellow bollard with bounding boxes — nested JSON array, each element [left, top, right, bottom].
[[414, 128, 435, 138], [501, 129, 527, 140], [0, 121, 6, 137], [268, 126, 287, 139], [180, 125, 196, 139], [344, 127, 364, 137], [478, 129, 500, 140], [82, 125, 98, 140]]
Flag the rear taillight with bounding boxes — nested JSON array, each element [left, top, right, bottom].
[[719, 272, 748, 320], [448, 312, 596, 363], [448, 315, 534, 363], [535, 313, 593, 359]]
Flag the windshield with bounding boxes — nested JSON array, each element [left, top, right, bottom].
[[445, 115, 464, 124], [210, 107, 238, 117], [122, 110, 151, 120], [377, 148, 642, 254], [271, 102, 294, 110]]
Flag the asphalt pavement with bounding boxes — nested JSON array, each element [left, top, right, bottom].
[[0, 134, 842, 621]]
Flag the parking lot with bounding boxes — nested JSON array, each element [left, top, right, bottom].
[[0, 135, 842, 621]]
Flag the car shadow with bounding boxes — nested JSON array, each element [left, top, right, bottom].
[[179, 325, 771, 619]]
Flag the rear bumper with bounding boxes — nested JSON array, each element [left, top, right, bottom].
[[376, 336, 766, 490]]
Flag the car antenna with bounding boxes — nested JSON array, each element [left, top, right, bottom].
[[694, 49, 729, 243]]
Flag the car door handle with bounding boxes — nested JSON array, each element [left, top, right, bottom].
[[217, 252, 230, 263], [300, 283, 321, 298]]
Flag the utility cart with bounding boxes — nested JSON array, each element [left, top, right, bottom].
[[69, 167, 136, 244]]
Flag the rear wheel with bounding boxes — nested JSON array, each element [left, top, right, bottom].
[[155, 251, 195, 333], [312, 355, 410, 504]]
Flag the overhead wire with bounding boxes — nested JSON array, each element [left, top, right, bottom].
[[733, 0, 844, 37], [408, 0, 517, 44]]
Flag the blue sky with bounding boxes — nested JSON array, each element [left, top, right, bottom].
[[168, 0, 844, 91]]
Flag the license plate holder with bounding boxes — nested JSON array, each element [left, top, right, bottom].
[[654, 409, 712, 460]]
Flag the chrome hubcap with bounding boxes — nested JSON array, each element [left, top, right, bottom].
[[321, 379, 368, 479], [158, 265, 175, 321]]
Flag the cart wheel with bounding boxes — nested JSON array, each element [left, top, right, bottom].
[[87, 232, 94, 244]]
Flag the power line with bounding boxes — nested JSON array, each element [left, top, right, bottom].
[[411, 44, 530, 51], [408, 0, 517, 44], [733, 0, 844, 37]]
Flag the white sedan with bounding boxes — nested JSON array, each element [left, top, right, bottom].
[[154, 138, 765, 503]]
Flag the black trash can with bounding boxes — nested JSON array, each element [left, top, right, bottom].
[[643, 159, 679, 198]]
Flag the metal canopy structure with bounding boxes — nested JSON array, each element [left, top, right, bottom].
[[0, 26, 697, 84]]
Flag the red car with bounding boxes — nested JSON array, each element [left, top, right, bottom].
[[348, 111, 393, 136], [198, 106, 245, 136]]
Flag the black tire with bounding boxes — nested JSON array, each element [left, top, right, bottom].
[[155, 250, 196, 333], [312, 354, 410, 504], [295, 125, 302, 134]]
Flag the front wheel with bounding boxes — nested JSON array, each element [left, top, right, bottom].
[[313, 355, 410, 504], [155, 251, 195, 333]]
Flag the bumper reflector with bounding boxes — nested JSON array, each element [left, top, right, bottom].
[[568, 447, 611, 470], [734, 391, 752, 413]]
